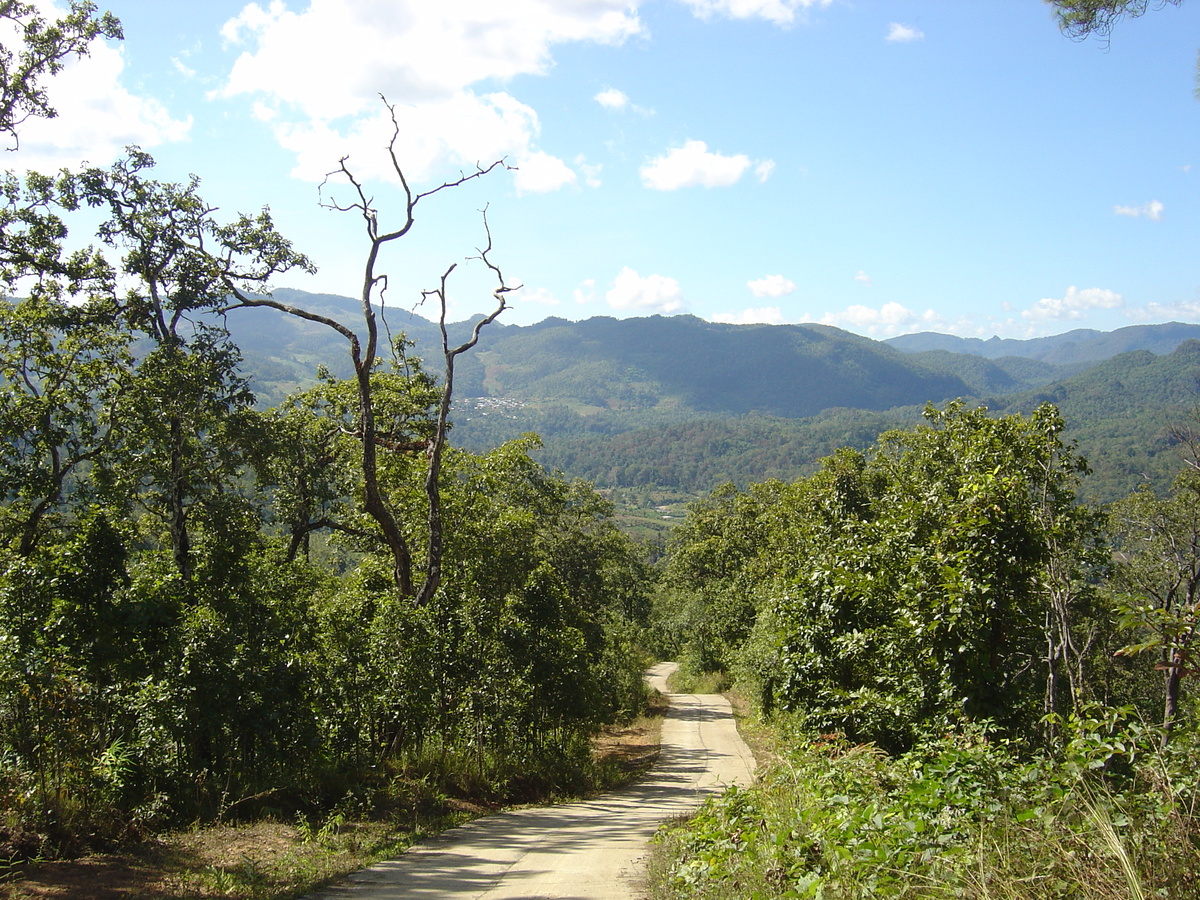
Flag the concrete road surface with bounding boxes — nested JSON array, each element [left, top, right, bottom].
[[305, 662, 756, 900]]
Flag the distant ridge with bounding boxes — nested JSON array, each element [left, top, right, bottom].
[[226, 290, 1200, 417], [220, 290, 1200, 504], [885, 322, 1200, 365]]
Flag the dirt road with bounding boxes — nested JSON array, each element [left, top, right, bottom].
[[305, 662, 755, 899]]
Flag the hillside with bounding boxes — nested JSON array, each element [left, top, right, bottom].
[[228, 290, 1056, 415], [886, 322, 1200, 365], [989, 341, 1200, 501], [224, 288, 498, 405], [223, 290, 1200, 508], [459, 315, 975, 416]]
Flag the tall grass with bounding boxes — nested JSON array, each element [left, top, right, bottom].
[[645, 718, 1200, 899]]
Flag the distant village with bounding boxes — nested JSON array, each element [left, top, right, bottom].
[[453, 397, 527, 419]]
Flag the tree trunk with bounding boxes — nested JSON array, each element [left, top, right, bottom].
[[1163, 654, 1181, 747], [169, 417, 192, 581]]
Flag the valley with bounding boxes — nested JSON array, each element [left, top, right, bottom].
[[229, 289, 1200, 519]]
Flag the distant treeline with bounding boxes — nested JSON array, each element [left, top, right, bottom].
[[451, 339, 1200, 504]]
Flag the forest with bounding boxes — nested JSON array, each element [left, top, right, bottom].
[[3, 3, 1200, 899], [0, 0, 649, 860], [646, 400, 1200, 897]]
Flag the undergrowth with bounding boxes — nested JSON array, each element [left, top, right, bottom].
[[667, 664, 731, 696], [645, 709, 1200, 899], [0, 686, 667, 899]]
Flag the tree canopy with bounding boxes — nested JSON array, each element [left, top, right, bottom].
[[1049, 0, 1186, 41], [0, 1, 121, 147]]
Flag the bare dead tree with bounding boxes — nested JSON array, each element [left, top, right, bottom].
[[224, 98, 513, 599], [415, 209, 516, 607]]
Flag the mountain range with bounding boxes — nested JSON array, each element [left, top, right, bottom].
[[225, 289, 1200, 508], [885, 323, 1200, 365]]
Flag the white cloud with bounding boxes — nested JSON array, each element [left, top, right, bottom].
[[605, 267, 684, 314], [801, 301, 938, 337], [573, 278, 596, 305], [595, 87, 629, 110], [172, 57, 198, 79], [593, 85, 654, 116], [712, 306, 785, 325], [912, 311, 952, 336], [1114, 200, 1164, 220], [1021, 286, 1124, 323], [681, 0, 833, 27], [641, 140, 771, 190], [222, 0, 642, 119], [747, 274, 795, 298], [271, 91, 541, 183], [854, 270, 872, 286], [576, 156, 603, 188], [519, 286, 561, 306], [1130, 298, 1200, 321], [813, 305, 1001, 338], [221, 0, 285, 47], [2, 17, 191, 168], [513, 151, 577, 194], [218, 0, 643, 179], [886, 22, 924, 42], [754, 159, 776, 182]]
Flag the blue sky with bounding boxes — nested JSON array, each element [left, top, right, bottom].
[[10, 0, 1200, 338]]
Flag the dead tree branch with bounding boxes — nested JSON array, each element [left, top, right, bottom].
[[415, 208, 518, 607], [227, 96, 513, 600]]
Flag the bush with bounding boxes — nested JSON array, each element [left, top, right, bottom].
[[647, 713, 1200, 899]]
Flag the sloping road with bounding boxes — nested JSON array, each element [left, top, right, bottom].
[[306, 662, 755, 900]]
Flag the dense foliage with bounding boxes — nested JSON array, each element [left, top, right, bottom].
[[0, 283, 649, 846], [648, 399, 1200, 897], [648, 718, 1200, 898], [0, 70, 649, 849]]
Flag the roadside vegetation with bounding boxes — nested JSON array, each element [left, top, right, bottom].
[[646, 720, 1200, 899], [0, 693, 667, 899], [644, 401, 1200, 898], [0, 2, 652, 892]]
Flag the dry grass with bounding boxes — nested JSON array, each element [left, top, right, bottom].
[[0, 818, 430, 900], [592, 688, 669, 784], [0, 702, 670, 900]]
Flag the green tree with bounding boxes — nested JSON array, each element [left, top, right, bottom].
[[255, 353, 440, 563], [0, 293, 129, 555], [662, 480, 789, 675], [307, 436, 648, 786], [0, 166, 113, 291], [1049, 0, 1185, 41], [0, 0, 121, 148], [0, 512, 131, 833], [667, 402, 1103, 750], [83, 149, 312, 581], [1110, 473, 1200, 741], [0, 159, 127, 558]]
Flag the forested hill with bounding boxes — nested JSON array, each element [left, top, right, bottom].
[[886, 321, 1200, 365], [222, 288, 475, 401], [457, 315, 976, 416], [225, 290, 1200, 504], [232, 290, 1200, 417], [491, 341, 1200, 502], [234, 291, 977, 415]]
